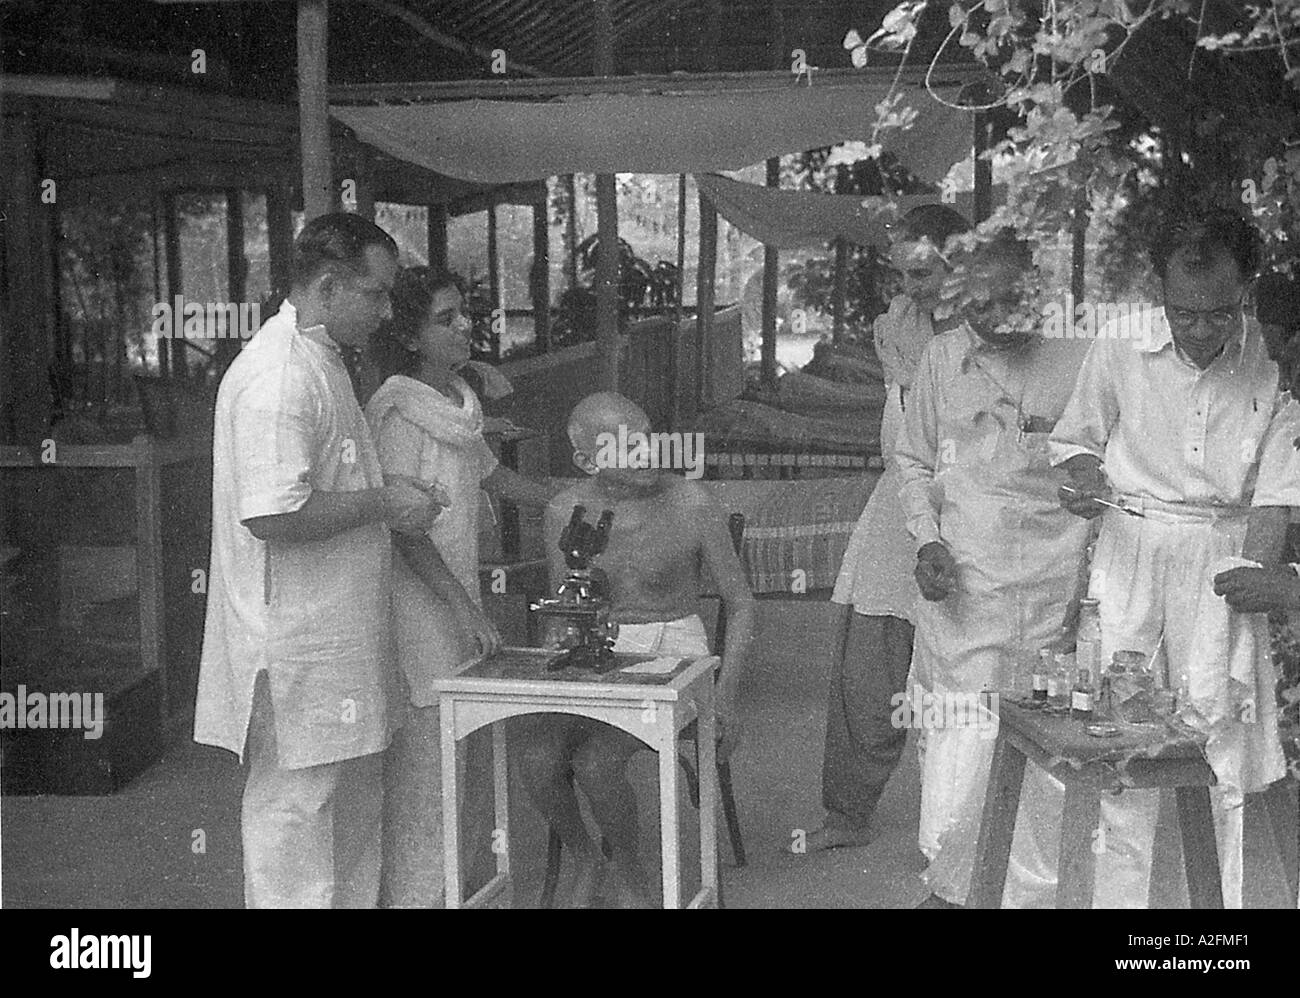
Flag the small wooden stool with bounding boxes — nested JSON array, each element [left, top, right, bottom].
[[970, 699, 1222, 909]]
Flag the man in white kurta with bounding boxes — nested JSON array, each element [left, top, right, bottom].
[[195, 214, 438, 908], [895, 241, 1093, 906], [1049, 219, 1289, 907]]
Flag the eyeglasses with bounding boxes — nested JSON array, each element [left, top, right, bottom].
[[1165, 299, 1242, 330]]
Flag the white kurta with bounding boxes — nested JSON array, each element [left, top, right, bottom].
[[895, 327, 1093, 905], [194, 302, 396, 770], [1049, 311, 1289, 907], [831, 296, 930, 621]]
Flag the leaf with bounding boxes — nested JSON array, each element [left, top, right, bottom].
[[843, 28, 864, 50], [851, 45, 869, 68]]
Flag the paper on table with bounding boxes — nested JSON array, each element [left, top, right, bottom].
[[619, 657, 684, 675]]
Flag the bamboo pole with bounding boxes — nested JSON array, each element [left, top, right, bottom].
[[297, 0, 335, 220], [832, 237, 848, 345], [670, 172, 687, 429], [532, 198, 551, 353], [592, 0, 620, 389], [487, 202, 502, 362], [695, 196, 717, 410], [428, 204, 448, 271], [761, 157, 779, 389]]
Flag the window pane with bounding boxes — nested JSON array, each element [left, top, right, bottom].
[[375, 203, 429, 266], [175, 191, 229, 377], [56, 177, 161, 410], [242, 192, 271, 308]]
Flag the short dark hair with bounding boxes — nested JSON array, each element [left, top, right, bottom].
[[291, 212, 398, 289], [1151, 208, 1259, 282], [370, 265, 465, 381], [897, 204, 971, 251]]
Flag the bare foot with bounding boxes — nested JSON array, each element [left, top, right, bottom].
[[566, 850, 607, 909], [790, 824, 875, 855]]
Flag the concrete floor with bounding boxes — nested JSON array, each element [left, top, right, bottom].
[[2, 600, 1295, 909]]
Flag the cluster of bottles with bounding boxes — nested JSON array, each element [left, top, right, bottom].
[[1028, 597, 1103, 720], [1029, 597, 1186, 723]]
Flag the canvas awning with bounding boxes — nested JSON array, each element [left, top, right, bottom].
[[331, 75, 977, 185], [694, 173, 978, 249]]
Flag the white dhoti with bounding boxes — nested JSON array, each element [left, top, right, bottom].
[[1021, 503, 1287, 908], [911, 437, 1091, 905]]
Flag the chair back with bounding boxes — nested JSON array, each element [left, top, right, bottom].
[[712, 511, 746, 657]]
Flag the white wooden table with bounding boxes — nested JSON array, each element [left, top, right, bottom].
[[433, 647, 720, 909]]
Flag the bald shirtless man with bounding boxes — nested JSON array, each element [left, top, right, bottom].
[[516, 392, 755, 907]]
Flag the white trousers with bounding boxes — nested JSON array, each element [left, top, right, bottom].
[[917, 720, 1064, 907], [241, 673, 383, 908], [1016, 505, 1287, 908]]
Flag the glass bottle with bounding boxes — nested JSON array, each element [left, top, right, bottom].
[[1050, 652, 1074, 708], [1072, 667, 1095, 721], [1032, 647, 1051, 702], [1076, 597, 1103, 685]]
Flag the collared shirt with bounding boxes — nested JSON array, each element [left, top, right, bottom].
[[896, 327, 1091, 551], [1048, 307, 1285, 508], [194, 300, 396, 769]]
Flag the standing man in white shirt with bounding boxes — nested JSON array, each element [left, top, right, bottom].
[[894, 233, 1093, 907], [195, 213, 442, 908], [1050, 208, 1289, 908]]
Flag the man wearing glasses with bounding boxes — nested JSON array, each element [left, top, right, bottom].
[[1048, 208, 1289, 907]]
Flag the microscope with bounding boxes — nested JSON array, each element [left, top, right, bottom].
[[530, 505, 619, 672]]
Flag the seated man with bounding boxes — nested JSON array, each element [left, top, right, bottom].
[[516, 392, 755, 907]]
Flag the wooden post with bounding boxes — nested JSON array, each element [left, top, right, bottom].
[[761, 157, 780, 389], [163, 192, 183, 378], [832, 237, 848, 345], [222, 189, 247, 371], [0, 112, 55, 444], [973, 110, 993, 225], [297, 0, 335, 220], [487, 202, 502, 362], [351, 145, 375, 220], [760, 0, 784, 389], [563, 174, 579, 289], [531, 199, 551, 353], [695, 196, 718, 410], [134, 434, 168, 728], [693, 0, 722, 412], [266, 183, 295, 300], [1071, 183, 1088, 314], [428, 204, 448, 271], [593, 0, 621, 389], [670, 172, 687, 429]]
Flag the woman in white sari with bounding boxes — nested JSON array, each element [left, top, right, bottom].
[[366, 266, 553, 907]]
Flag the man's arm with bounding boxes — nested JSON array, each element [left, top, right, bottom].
[[245, 488, 382, 542], [1049, 338, 1120, 516], [893, 341, 944, 549], [894, 343, 959, 600], [244, 483, 436, 542]]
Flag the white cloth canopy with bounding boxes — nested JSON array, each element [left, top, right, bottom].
[[695, 173, 977, 249], [332, 78, 974, 185]]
